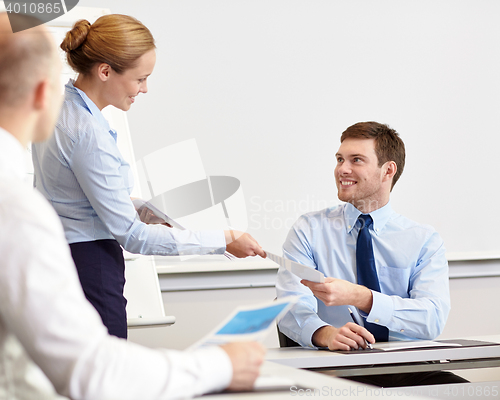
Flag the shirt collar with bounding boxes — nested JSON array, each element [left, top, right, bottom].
[[0, 127, 28, 180], [344, 201, 393, 235], [65, 79, 116, 140]]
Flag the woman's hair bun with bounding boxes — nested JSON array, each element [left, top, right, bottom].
[[61, 14, 156, 75], [60, 19, 91, 52]]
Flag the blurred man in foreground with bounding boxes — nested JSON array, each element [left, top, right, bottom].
[[0, 12, 264, 399]]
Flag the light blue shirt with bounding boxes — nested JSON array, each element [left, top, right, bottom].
[[32, 80, 225, 256], [276, 202, 450, 347]]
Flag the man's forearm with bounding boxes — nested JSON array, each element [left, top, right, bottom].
[[351, 284, 373, 314], [312, 325, 337, 348]]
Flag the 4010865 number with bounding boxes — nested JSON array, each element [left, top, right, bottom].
[[6, 2, 62, 14]]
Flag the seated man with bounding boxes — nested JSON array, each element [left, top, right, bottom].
[[276, 121, 467, 386], [0, 13, 264, 399]]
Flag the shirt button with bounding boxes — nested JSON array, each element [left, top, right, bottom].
[[374, 319, 380, 323], [400, 329, 405, 333], [348, 225, 351, 229]]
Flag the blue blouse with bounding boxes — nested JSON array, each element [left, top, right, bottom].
[[32, 80, 225, 256]]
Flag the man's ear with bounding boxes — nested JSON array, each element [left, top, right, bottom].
[[383, 161, 397, 182], [97, 63, 112, 82], [33, 79, 49, 111]]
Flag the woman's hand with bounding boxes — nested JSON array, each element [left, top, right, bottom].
[[224, 230, 266, 258]]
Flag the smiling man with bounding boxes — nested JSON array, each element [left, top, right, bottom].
[[276, 121, 467, 386]]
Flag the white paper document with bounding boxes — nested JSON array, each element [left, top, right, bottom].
[[189, 297, 297, 349], [266, 252, 325, 283], [253, 375, 298, 392], [373, 341, 462, 351], [132, 198, 186, 230], [132, 198, 236, 260]]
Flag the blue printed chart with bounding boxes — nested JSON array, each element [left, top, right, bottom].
[[189, 297, 297, 349]]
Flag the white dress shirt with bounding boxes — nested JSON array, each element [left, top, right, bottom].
[[276, 202, 450, 347], [0, 127, 232, 400]]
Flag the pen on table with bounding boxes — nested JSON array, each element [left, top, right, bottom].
[[347, 307, 373, 350]]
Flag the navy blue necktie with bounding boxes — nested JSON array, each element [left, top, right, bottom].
[[356, 214, 389, 342]]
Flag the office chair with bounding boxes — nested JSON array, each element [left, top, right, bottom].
[[277, 325, 301, 348]]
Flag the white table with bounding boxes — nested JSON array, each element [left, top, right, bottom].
[[266, 335, 500, 377], [202, 361, 435, 399]]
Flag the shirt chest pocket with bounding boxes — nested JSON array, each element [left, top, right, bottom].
[[377, 264, 412, 297]]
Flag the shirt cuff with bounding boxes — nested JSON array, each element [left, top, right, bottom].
[[366, 290, 393, 327], [192, 346, 233, 394], [199, 230, 226, 255], [301, 317, 330, 348]]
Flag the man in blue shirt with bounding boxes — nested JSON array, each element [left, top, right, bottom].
[[276, 121, 467, 386]]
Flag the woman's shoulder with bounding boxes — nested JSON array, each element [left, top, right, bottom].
[[56, 97, 106, 144]]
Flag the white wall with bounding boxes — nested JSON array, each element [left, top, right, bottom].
[[129, 275, 500, 350], [78, 0, 500, 257], [129, 286, 280, 350]]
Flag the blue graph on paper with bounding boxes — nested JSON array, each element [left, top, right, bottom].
[[216, 303, 289, 335]]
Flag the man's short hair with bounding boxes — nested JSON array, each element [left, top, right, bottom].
[[340, 121, 405, 189], [0, 14, 54, 107]]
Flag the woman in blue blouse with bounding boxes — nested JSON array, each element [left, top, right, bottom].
[[32, 15, 265, 339]]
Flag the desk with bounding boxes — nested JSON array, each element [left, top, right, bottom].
[[202, 361, 434, 399], [266, 335, 500, 377]]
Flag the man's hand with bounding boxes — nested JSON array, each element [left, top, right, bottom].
[[312, 324, 375, 351], [221, 342, 266, 391], [301, 277, 373, 313], [225, 230, 266, 258]]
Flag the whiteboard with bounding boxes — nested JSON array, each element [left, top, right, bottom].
[[47, 0, 500, 261]]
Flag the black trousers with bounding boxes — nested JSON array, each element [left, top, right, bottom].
[[344, 370, 469, 387], [70, 239, 128, 339]]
